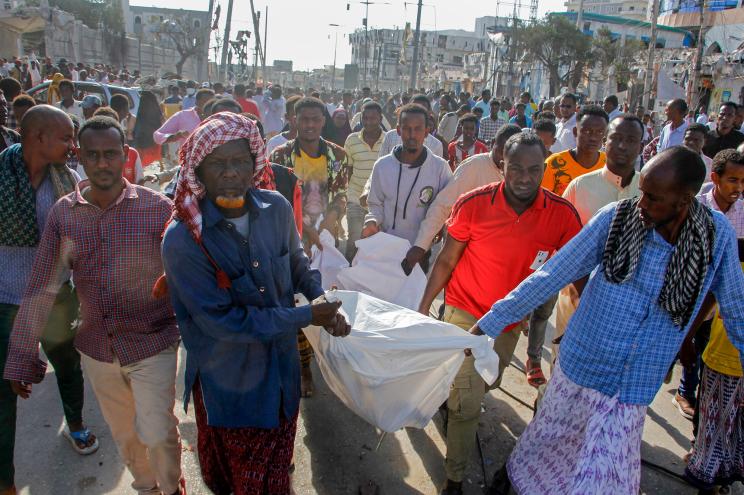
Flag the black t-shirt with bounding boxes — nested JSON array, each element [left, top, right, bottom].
[[703, 128, 744, 158]]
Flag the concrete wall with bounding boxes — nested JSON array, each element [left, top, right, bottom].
[[38, 8, 201, 78]]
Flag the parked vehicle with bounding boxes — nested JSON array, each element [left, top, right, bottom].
[[27, 81, 140, 114]]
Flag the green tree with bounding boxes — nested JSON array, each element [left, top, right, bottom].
[[513, 15, 591, 96]]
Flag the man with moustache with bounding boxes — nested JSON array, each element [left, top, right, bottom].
[[0, 105, 96, 495], [4, 115, 184, 495], [418, 131, 581, 495], [551, 115, 645, 372], [161, 112, 349, 494], [481, 146, 744, 495]]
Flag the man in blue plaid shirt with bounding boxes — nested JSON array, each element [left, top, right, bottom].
[[479, 146, 744, 495], [478, 99, 505, 146]]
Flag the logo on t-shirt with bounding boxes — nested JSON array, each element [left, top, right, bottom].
[[418, 186, 434, 205], [529, 250, 550, 270]]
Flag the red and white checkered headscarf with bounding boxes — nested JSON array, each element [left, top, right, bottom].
[[174, 111, 275, 243]]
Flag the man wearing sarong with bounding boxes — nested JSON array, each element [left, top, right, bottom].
[[478, 146, 744, 495], [161, 112, 350, 494], [684, 148, 744, 493]]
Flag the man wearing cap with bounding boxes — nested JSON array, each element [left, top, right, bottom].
[[181, 81, 198, 110], [161, 112, 348, 494], [81, 95, 101, 121]]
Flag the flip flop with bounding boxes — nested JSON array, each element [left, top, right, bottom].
[[526, 359, 547, 388], [63, 426, 99, 455]]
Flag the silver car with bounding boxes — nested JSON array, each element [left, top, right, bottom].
[[27, 81, 141, 114]]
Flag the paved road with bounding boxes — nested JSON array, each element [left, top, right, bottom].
[[12, 313, 741, 494]]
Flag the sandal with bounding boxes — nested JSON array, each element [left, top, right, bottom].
[[526, 359, 547, 388], [63, 426, 99, 455]]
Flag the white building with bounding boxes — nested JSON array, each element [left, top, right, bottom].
[[565, 0, 649, 19], [348, 16, 506, 91]]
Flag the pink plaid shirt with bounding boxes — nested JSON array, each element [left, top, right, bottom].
[[3, 179, 179, 384]]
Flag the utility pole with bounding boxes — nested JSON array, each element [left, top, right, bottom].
[[643, 0, 659, 111], [576, 0, 585, 29], [689, 0, 707, 109], [248, 0, 264, 84], [330, 23, 340, 91], [506, 3, 517, 98], [204, 0, 214, 82], [409, 0, 423, 90], [220, 0, 233, 81], [262, 6, 268, 79]]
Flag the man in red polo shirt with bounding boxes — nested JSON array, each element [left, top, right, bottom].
[[418, 131, 582, 495]]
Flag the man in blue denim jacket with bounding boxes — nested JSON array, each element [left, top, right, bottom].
[[161, 113, 349, 495]]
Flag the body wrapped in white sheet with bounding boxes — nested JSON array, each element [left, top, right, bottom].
[[303, 290, 500, 432]]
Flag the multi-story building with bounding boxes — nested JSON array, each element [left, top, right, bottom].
[[656, 0, 744, 54], [348, 17, 504, 91], [565, 0, 649, 19]]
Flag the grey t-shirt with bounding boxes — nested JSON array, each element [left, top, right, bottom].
[[226, 212, 250, 237]]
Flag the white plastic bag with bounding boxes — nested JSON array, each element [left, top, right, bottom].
[[303, 290, 499, 432], [336, 232, 427, 310], [310, 230, 350, 290]]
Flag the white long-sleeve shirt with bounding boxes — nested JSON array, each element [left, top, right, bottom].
[[413, 152, 503, 250], [261, 94, 286, 135]]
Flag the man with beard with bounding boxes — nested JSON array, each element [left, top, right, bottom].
[[0, 105, 97, 495], [362, 103, 452, 274], [550, 115, 645, 379], [4, 115, 183, 494], [161, 112, 348, 494], [481, 146, 744, 495], [418, 131, 581, 495]]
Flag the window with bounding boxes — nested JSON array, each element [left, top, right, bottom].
[[134, 16, 141, 24], [194, 20, 201, 28], [436, 54, 444, 62], [452, 56, 463, 64]]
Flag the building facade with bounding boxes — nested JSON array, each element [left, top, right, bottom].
[[565, 0, 649, 19], [348, 17, 502, 91]]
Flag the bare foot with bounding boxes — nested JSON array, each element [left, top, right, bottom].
[[301, 366, 314, 398]]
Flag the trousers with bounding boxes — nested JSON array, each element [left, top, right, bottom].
[[81, 345, 182, 494], [442, 305, 521, 482], [0, 284, 82, 490]]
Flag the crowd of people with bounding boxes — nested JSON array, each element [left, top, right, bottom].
[[0, 60, 743, 495]]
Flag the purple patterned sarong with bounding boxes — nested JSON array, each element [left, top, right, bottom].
[[507, 362, 647, 494]]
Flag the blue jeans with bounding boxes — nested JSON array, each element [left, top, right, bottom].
[[345, 201, 367, 262], [527, 294, 558, 362], [678, 319, 712, 403]]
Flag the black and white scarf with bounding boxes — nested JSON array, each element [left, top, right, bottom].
[[602, 197, 715, 328]]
